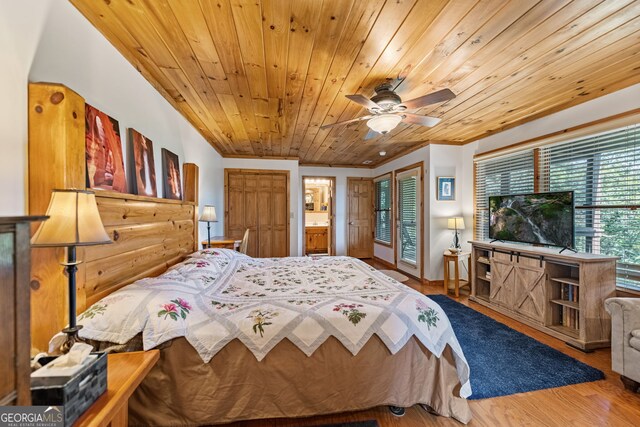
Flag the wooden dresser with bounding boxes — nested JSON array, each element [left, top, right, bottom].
[[470, 240, 618, 351], [0, 216, 47, 406]]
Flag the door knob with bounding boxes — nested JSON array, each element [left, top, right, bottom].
[[349, 222, 354, 225]]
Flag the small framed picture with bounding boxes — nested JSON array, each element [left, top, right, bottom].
[[161, 148, 182, 200], [437, 177, 455, 201]]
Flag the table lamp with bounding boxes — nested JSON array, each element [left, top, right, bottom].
[[31, 189, 112, 353], [199, 205, 218, 248], [447, 217, 465, 253]]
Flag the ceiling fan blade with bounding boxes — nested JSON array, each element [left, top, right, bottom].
[[364, 129, 379, 140], [401, 113, 441, 127], [400, 88, 456, 110], [319, 115, 373, 130], [345, 94, 382, 110]]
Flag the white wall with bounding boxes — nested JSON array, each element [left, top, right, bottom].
[[299, 167, 372, 256], [428, 145, 465, 280], [0, 0, 224, 243], [0, 1, 52, 215]]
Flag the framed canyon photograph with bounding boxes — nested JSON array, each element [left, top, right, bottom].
[[129, 128, 157, 197], [85, 103, 128, 193], [161, 148, 182, 200]]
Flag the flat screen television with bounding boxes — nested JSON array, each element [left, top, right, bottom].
[[489, 191, 574, 248]]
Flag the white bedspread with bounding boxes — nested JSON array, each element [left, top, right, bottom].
[[74, 249, 471, 397]]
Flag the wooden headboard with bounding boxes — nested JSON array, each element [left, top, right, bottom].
[[28, 82, 200, 352]]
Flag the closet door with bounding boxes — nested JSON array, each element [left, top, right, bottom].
[[257, 177, 273, 257], [226, 173, 245, 241], [243, 174, 259, 257], [271, 175, 288, 257], [225, 170, 289, 258]]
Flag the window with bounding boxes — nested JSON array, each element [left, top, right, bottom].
[[541, 124, 640, 291], [374, 175, 392, 244], [474, 150, 535, 240], [474, 123, 640, 291]]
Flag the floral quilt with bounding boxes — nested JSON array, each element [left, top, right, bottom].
[[74, 249, 471, 397]]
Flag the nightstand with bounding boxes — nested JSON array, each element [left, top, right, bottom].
[[443, 251, 471, 297], [74, 350, 159, 427], [201, 236, 241, 250]]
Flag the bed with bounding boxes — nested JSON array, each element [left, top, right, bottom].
[[63, 249, 472, 425]]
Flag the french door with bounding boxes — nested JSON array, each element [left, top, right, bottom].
[[396, 168, 421, 278]]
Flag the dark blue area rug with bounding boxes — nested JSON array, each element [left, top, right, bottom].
[[428, 294, 605, 399]]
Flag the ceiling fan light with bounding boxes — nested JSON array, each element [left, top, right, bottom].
[[367, 114, 402, 134]]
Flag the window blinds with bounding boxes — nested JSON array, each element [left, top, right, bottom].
[[374, 176, 392, 244], [399, 174, 418, 264], [474, 150, 535, 240], [541, 124, 640, 290]]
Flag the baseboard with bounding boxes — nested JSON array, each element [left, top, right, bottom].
[[372, 257, 448, 287], [373, 256, 396, 270]]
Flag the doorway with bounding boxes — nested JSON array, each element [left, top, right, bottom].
[[395, 164, 423, 279], [347, 177, 374, 259], [302, 177, 336, 256]]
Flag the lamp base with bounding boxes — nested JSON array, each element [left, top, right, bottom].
[[60, 325, 83, 354]]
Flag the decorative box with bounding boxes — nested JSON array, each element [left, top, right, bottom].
[[31, 352, 107, 426]]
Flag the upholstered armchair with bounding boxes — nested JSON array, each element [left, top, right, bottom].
[[605, 298, 640, 392]]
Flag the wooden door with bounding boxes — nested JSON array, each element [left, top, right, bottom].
[[347, 178, 373, 258], [226, 173, 245, 242], [271, 175, 288, 257], [243, 174, 259, 257], [490, 253, 515, 307], [225, 170, 289, 258], [513, 259, 546, 322], [257, 177, 273, 257]]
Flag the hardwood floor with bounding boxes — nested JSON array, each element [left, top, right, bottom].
[[227, 259, 640, 427]]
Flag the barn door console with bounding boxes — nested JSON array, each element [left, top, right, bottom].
[[470, 240, 617, 351]]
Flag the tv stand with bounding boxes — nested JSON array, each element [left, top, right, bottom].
[[489, 238, 504, 244], [469, 240, 618, 351]]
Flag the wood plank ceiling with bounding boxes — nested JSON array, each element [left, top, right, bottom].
[[70, 0, 640, 167]]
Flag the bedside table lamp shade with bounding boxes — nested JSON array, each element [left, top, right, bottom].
[[447, 217, 465, 231], [199, 205, 218, 248], [31, 189, 112, 352], [447, 217, 465, 250], [31, 190, 111, 246]]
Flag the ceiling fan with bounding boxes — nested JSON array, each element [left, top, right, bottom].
[[320, 82, 456, 139]]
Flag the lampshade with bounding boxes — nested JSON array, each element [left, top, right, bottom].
[[367, 114, 402, 134], [447, 217, 466, 230], [199, 205, 218, 222], [31, 189, 111, 247]]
